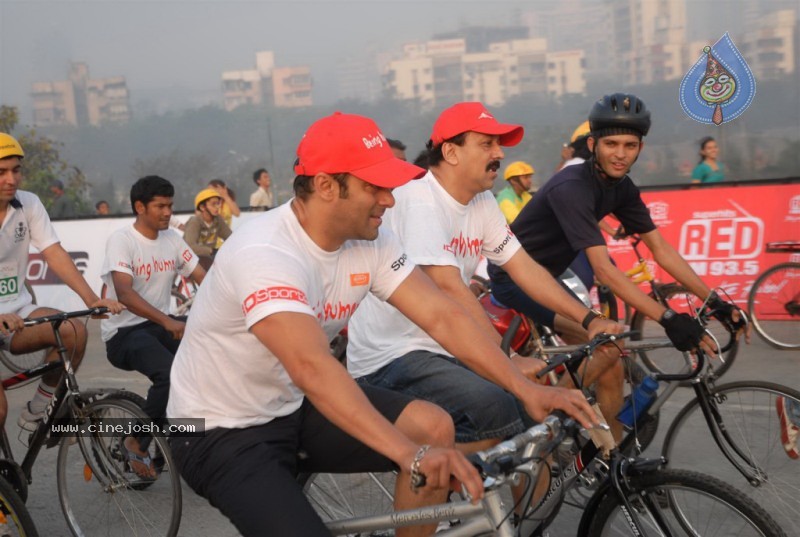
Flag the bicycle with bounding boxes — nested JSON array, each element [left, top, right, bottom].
[[747, 241, 800, 349], [309, 333, 787, 537], [0, 308, 181, 537]]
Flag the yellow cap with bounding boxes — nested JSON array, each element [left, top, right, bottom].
[[503, 161, 535, 181], [0, 133, 24, 160], [570, 121, 591, 143], [194, 188, 222, 209]]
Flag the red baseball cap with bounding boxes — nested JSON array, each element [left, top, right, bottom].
[[430, 102, 524, 147], [294, 112, 426, 188]]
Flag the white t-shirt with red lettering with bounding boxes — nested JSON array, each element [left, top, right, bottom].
[[347, 171, 521, 378], [167, 202, 414, 430], [100, 224, 198, 341]]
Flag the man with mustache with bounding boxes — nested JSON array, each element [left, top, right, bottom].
[[347, 102, 622, 451], [167, 112, 599, 536]]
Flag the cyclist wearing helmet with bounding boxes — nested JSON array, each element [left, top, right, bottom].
[[496, 161, 536, 224], [489, 93, 748, 373], [184, 188, 233, 270]]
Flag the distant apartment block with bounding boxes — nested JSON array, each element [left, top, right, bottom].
[[335, 53, 389, 103], [383, 37, 586, 108], [739, 9, 797, 79], [31, 63, 131, 127], [221, 51, 312, 111], [612, 0, 688, 85]]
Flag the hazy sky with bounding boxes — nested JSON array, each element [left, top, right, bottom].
[[0, 0, 792, 119], [1, 0, 532, 116]]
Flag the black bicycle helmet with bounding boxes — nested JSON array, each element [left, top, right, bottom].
[[588, 93, 651, 138]]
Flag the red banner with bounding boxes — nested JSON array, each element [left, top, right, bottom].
[[604, 182, 800, 306]]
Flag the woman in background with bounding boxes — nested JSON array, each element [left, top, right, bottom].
[[692, 136, 725, 184]]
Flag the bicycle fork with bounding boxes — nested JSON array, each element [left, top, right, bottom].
[[691, 382, 767, 486]]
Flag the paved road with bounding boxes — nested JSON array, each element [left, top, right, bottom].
[[3, 322, 798, 536]]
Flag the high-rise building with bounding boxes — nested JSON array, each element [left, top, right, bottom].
[[613, 0, 688, 85], [31, 63, 131, 127], [383, 36, 586, 108], [739, 9, 797, 79], [221, 51, 312, 111]]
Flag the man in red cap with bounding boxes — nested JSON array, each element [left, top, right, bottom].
[[347, 101, 624, 448], [168, 112, 600, 536]]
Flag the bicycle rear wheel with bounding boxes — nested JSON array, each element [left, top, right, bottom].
[[56, 398, 182, 537], [303, 471, 396, 529], [748, 262, 800, 349], [632, 283, 738, 381], [0, 476, 38, 537], [661, 381, 800, 534], [585, 468, 786, 536]]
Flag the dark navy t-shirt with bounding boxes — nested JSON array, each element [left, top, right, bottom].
[[489, 160, 656, 284]]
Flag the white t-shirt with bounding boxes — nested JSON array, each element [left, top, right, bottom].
[[347, 171, 522, 378], [100, 224, 198, 341], [0, 191, 60, 314], [167, 202, 414, 430]]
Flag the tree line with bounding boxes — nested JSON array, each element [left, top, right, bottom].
[[3, 71, 798, 216]]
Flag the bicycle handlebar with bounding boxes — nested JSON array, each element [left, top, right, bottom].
[[536, 331, 638, 380], [469, 413, 576, 479], [22, 307, 110, 328]]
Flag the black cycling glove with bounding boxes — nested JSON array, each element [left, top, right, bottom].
[[659, 309, 705, 352], [705, 292, 747, 334]]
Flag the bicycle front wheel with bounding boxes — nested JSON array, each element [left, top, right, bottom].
[[632, 283, 738, 381], [303, 471, 396, 525], [662, 381, 800, 534], [748, 262, 800, 349], [585, 468, 786, 536], [56, 398, 182, 537], [0, 476, 38, 537]]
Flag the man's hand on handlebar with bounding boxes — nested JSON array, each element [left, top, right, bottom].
[[0, 313, 25, 336], [518, 384, 600, 432], [705, 291, 751, 344], [89, 298, 126, 317], [586, 317, 624, 340], [404, 446, 485, 503], [660, 309, 718, 357]]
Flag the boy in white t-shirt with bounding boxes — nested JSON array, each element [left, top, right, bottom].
[[167, 112, 598, 536], [0, 133, 123, 432], [101, 175, 205, 477]]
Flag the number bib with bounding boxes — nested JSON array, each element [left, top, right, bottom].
[[0, 264, 20, 302]]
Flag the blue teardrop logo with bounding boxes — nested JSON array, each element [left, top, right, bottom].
[[679, 33, 756, 125]]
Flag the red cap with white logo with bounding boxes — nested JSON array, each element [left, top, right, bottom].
[[429, 102, 524, 147], [294, 112, 426, 188]]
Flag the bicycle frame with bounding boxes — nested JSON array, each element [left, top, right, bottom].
[[0, 309, 112, 487]]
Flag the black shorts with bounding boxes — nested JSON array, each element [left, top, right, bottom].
[[170, 384, 414, 536]]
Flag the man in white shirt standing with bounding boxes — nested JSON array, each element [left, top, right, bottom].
[[0, 133, 123, 431], [347, 101, 626, 446], [167, 112, 597, 536], [248, 167, 274, 209], [101, 175, 205, 477]]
